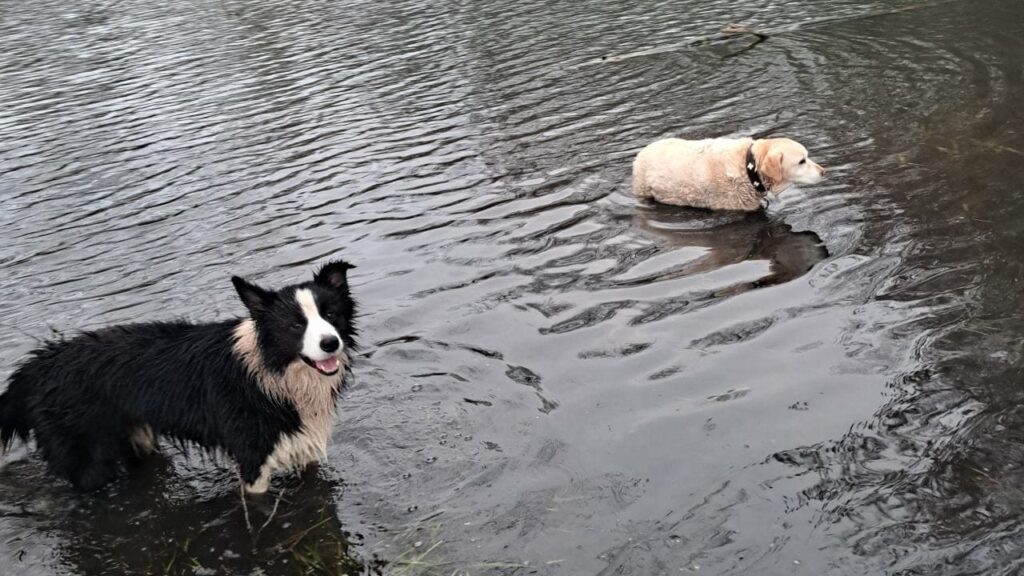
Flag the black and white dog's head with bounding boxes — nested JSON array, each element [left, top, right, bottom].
[[231, 260, 356, 376]]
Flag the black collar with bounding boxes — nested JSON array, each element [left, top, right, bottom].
[[745, 145, 769, 195]]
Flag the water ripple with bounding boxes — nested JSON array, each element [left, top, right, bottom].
[[3, 0, 1023, 573]]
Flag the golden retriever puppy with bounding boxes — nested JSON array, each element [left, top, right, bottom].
[[632, 137, 825, 211]]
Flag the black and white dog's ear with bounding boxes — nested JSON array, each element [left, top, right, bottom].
[[232, 276, 277, 314], [313, 260, 355, 290]]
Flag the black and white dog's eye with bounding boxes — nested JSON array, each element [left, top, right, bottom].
[[323, 311, 337, 321], [291, 321, 304, 330]]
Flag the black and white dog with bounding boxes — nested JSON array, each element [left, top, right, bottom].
[[0, 260, 356, 494]]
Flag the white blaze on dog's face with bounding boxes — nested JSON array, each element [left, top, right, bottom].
[[232, 259, 355, 378], [294, 288, 343, 375]]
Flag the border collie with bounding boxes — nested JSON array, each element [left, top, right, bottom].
[[0, 260, 356, 494]]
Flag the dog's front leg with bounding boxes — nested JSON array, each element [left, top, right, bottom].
[[238, 458, 271, 494]]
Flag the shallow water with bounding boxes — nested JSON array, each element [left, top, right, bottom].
[[2, 0, 1024, 574]]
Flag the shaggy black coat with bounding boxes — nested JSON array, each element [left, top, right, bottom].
[[0, 260, 356, 492]]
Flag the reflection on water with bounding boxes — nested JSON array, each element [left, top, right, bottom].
[[2, 0, 1024, 573], [0, 454, 376, 575], [631, 205, 828, 289]]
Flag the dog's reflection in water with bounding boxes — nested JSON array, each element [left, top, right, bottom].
[[630, 205, 828, 290], [17, 455, 385, 576]]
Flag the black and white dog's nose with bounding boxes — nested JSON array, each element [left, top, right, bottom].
[[319, 335, 340, 353]]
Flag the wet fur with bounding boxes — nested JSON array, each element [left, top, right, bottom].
[[0, 260, 356, 494], [632, 137, 826, 211]]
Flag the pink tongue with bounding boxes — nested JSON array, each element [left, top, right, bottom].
[[315, 357, 339, 373]]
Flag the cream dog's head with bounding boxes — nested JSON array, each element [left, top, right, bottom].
[[753, 138, 825, 194]]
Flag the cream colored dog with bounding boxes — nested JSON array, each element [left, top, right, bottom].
[[632, 137, 825, 211]]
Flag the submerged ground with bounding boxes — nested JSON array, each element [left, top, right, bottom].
[[2, 0, 1024, 574]]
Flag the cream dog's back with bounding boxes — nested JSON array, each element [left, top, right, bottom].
[[633, 138, 757, 211], [632, 137, 824, 212]]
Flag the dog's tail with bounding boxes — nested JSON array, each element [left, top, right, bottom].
[[0, 371, 32, 451]]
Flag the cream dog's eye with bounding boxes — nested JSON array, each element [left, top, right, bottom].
[[799, 158, 807, 165]]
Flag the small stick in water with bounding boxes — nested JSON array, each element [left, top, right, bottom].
[[720, 24, 769, 40]]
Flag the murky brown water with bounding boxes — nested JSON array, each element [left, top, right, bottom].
[[2, 0, 1023, 574]]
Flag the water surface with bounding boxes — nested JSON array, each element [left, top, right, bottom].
[[2, 0, 1023, 574]]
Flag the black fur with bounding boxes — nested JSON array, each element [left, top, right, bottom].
[[0, 260, 357, 492]]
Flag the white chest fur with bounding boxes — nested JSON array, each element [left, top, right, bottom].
[[232, 320, 346, 493], [261, 361, 341, 469]]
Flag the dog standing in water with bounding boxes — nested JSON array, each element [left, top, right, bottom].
[[0, 260, 357, 494], [632, 137, 826, 211]]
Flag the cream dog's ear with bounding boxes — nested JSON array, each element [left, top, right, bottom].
[[760, 146, 785, 187]]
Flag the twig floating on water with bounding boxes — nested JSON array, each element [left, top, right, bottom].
[[584, 0, 966, 66], [720, 24, 769, 40]]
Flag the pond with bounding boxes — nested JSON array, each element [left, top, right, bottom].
[[2, 0, 1023, 574]]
